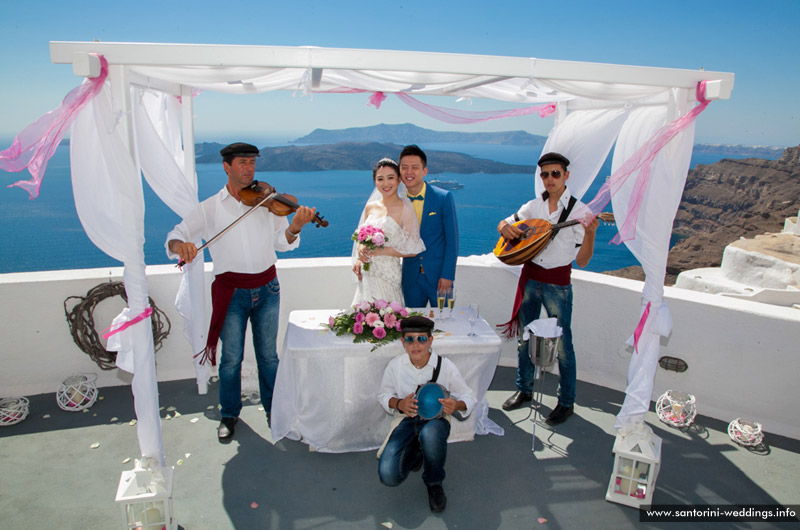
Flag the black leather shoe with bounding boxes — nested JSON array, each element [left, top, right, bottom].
[[502, 391, 533, 411], [427, 484, 447, 512], [217, 417, 238, 442], [545, 405, 574, 426]]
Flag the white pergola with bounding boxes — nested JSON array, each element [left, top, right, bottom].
[[44, 41, 732, 466]]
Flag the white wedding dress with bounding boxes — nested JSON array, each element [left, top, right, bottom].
[[352, 213, 425, 306]]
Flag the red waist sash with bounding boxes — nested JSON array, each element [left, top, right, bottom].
[[497, 262, 571, 339], [196, 266, 277, 366]]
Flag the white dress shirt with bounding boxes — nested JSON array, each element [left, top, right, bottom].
[[504, 190, 585, 269], [378, 351, 477, 417], [165, 186, 299, 274]]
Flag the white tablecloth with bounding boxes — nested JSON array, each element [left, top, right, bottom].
[[272, 308, 503, 453]]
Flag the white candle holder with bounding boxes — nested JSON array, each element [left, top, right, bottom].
[[0, 396, 30, 426], [56, 373, 98, 411], [115, 459, 176, 530], [606, 422, 662, 509], [727, 418, 764, 447], [655, 390, 697, 428]]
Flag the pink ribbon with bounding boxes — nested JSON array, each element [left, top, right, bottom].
[[1, 55, 109, 199], [364, 91, 556, 124], [632, 302, 651, 354], [367, 91, 388, 109], [393, 92, 555, 124], [102, 307, 153, 340], [578, 81, 711, 241]]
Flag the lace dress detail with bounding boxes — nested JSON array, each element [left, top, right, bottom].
[[352, 214, 424, 306]]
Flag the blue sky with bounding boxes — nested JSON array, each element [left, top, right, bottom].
[[1, 0, 798, 147]]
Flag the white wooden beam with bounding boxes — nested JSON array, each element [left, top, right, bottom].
[[50, 41, 735, 98]]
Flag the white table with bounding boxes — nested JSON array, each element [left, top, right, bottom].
[[272, 308, 503, 453]]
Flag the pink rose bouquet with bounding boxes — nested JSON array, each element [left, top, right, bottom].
[[352, 225, 388, 271], [325, 299, 422, 350]]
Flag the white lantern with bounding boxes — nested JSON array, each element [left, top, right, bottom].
[[56, 373, 98, 411], [115, 460, 176, 530], [655, 390, 697, 428], [606, 422, 662, 509]]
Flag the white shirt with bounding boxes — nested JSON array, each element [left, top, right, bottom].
[[377, 351, 477, 417], [165, 186, 299, 274], [504, 190, 585, 269]]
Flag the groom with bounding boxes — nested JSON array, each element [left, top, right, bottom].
[[399, 145, 459, 308]]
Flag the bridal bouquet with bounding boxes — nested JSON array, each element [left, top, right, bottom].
[[352, 225, 387, 271], [327, 299, 421, 349]]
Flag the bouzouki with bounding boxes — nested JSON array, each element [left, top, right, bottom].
[[493, 212, 615, 266]]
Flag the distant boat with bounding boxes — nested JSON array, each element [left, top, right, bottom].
[[429, 178, 463, 190]]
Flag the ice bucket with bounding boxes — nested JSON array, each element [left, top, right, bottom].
[[528, 335, 560, 368]]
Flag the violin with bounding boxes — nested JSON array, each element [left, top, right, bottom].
[[239, 180, 328, 227], [493, 213, 614, 265], [176, 179, 329, 267]]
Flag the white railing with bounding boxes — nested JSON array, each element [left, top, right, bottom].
[[1, 256, 798, 438]]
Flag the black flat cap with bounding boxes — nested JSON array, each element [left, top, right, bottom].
[[220, 142, 260, 158], [401, 315, 435, 333], [537, 152, 570, 168]]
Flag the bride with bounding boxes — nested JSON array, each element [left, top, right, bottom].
[[352, 158, 425, 306]]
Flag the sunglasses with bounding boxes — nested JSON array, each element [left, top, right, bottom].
[[539, 170, 563, 179], [403, 335, 429, 343]]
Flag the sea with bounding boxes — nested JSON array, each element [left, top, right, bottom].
[[0, 140, 774, 275]]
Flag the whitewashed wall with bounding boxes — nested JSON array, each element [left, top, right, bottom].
[[1, 257, 798, 438]]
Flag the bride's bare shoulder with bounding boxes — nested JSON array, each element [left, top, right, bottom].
[[364, 200, 387, 217]]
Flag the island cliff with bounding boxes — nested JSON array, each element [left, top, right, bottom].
[[605, 145, 800, 284]]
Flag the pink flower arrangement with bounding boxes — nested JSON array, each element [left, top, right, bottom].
[[352, 225, 388, 271], [326, 299, 422, 350]]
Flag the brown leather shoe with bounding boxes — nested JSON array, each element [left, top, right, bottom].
[[427, 484, 447, 512], [545, 404, 574, 426], [217, 417, 238, 442], [502, 391, 533, 411]]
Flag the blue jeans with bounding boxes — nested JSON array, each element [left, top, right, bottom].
[[379, 416, 450, 487], [515, 279, 576, 408], [218, 278, 280, 418]]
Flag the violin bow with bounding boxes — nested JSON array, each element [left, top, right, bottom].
[[177, 190, 277, 268]]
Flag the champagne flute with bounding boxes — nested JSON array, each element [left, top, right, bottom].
[[447, 286, 456, 321], [467, 303, 479, 337], [436, 288, 447, 319]]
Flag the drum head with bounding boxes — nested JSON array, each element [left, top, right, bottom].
[[416, 383, 449, 420]]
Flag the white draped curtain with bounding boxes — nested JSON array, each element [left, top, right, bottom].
[[132, 88, 211, 395], [70, 83, 164, 465]]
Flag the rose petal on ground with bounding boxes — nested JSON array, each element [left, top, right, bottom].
[[381, 523, 393, 529], [122, 457, 131, 464], [538, 517, 548, 524], [190, 418, 199, 423], [90, 442, 100, 449], [129, 419, 137, 426], [250, 502, 259, 509]]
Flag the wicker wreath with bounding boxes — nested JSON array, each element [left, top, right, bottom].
[[64, 281, 170, 370]]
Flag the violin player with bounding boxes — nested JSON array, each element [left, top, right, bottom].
[[496, 152, 598, 426], [166, 142, 316, 442]]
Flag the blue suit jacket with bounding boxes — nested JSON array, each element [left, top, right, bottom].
[[402, 183, 458, 306]]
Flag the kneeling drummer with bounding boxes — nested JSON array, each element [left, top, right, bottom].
[[377, 316, 476, 513]]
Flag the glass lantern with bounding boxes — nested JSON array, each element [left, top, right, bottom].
[[606, 422, 662, 509], [115, 460, 176, 530]]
